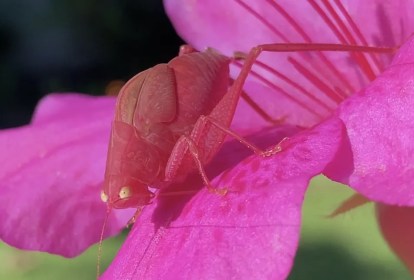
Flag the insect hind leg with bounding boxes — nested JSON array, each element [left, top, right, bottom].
[[198, 115, 283, 157], [232, 43, 395, 124], [165, 114, 284, 197]]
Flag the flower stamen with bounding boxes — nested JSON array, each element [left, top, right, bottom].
[[233, 60, 326, 119], [250, 59, 335, 112], [288, 56, 345, 104], [265, 0, 356, 95], [332, 0, 385, 71], [234, 0, 289, 42], [233, 0, 395, 126], [309, 0, 377, 81]]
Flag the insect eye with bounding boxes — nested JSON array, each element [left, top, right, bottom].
[[100, 191, 108, 203], [119, 186, 132, 199]]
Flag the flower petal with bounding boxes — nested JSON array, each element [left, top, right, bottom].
[[165, 0, 413, 56], [32, 93, 114, 125], [0, 94, 132, 257], [325, 36, 414, 205], [101, 118, 344, 279], [165, 0, 414, 127], [376, 204, 414, 275]]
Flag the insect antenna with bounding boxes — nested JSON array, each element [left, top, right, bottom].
[[158, 189, 200, 197], [157, 187, 238, 199], [96, 205, 112, 279]]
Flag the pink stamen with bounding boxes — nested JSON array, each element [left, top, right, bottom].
[[321, 0, 378, 79], [333, 86, 348, 99], [267, 0, 355, 96], [233, 60, 326, 119], [235, 0, 289, 42], [250, 59, 335, 112], [237, 0, 352, 99], [288, 56, 345, 104], [233, 0, 393, 124], [333, 0, 385, 70], [308, 0, 376, 81]]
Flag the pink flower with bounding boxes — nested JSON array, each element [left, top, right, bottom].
[[157, 0, 414, 278], [103, 0, 414, 279], [0, 1, 413, 280], [377, 204, 414, 275], [0, 94, 134, 257]]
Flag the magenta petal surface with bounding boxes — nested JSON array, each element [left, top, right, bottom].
[[325, 36, 414, 205], [0, 94, 132, 257], [165, 0, 414, 50], [101, 118, 344, 280], [164, 0, 414, 127]]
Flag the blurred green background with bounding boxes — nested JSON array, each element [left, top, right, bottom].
[[0, 176, 410, 279], [0, 1, 411, 279]]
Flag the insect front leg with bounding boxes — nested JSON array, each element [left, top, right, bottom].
[[178, 45, 197, 56], [126, 207, 143, 228], [165, 115, 285, 196], [184, 136, 228, 195], [164, 134, 227, 195]]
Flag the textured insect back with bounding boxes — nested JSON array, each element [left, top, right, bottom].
[[183, 51, 242, 164], [134, 64, 177, 128], [114, 69, 150, 123], [162, 51, 232, 181], [167, 51, 230, 132], [104, 48, 265, 207], [132, 64, 178, 155]]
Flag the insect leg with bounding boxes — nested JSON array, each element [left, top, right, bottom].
[[165, 135, 227, 195], [184, 136, 227, 195], [126, 207, 143, 228], [222, 43, 395, 128], [179, 45, 197, 56], [235, 43, 395, 67], [165, 113, 283, 195], [198, 115, 283, 157]]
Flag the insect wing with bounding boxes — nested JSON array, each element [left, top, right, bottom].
[[134, 64, 178, 129], [115, 69, 148, 124]]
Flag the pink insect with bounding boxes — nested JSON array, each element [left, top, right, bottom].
[[99, 43, 394, 212], [96, 43, 395, 277]]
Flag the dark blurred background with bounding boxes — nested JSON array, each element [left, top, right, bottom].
[[0, 0, 183, 128]]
